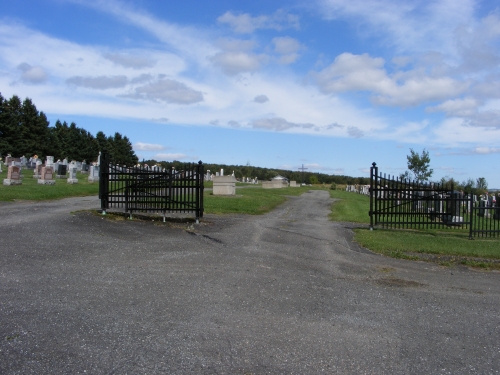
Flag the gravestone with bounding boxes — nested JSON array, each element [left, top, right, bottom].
[[88, 165, 100, 183], [67, 167, 78, 184], [443, 191, 463, 224], [0, 160, 3, 173], [33, 163, 43, 179], [3, 165, 22, 185], [81, 162, 89, 174], [20, 156, 27, 169], [76, 161, 82, 171], [38, 166, 56, 185], [57, 164, 67, 178], [212, 175, 236, 195], [46, 156, 54, 167]]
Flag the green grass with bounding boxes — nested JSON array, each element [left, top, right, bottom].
[[329, 189, 370, 223], [328, 189, 500, 268], [0, 168, 99, 201], [204, 186, 319, 215]]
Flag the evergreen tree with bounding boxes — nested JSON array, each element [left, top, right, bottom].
[[0, 95, 23, 156], [20, 98, 50, 158]]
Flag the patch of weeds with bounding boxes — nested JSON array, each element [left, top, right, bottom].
[[389, 250, 420, 260], [379, 267, 395, 273], [6, 334, 19, 341]]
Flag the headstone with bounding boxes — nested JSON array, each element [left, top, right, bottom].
[[88, 165, 100, 183], [3, 165, 23, 185], [46, 156, 54, 167], [76, 161, 82, 171], [0, 160, 3, 173], [62, 158, 68, 165], [20, 156, 27, 169], [212, 175, 236, 195], [494, 194, 500, 220], [57, 164, 67, 178], [81, 162, 89, 174], [443, 191, 463, 224], [33, 163, 43, 179], [37, 166, 56, 185], [67, 167, 78, 184]]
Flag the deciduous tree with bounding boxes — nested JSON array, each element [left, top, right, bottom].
[[406, 148, 433, 183]]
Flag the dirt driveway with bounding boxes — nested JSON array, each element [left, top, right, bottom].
[[1, 190, 499, 374]]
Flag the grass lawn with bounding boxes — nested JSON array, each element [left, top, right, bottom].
[[329, 189, 500, 269], [0, 168, 99, 201]]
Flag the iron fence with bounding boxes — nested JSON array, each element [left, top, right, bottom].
[[99, 150, 204, 221], [369, 162, 500, 238]]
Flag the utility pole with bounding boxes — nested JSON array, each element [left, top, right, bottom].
[[299, 164, 308, 185]]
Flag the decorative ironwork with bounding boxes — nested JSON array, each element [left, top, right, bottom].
[[369, 162, 499, 238], [99, 150, 204, 221]]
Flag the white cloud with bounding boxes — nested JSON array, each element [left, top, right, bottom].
[[254, 95, 269, 103], [474, 147, 500, 154], [134, 142, 165, 151], [150, 117, 169, 123], [210, 52, 264, 75], [272, 36, 303, 64], [121, 78, 204, 104], [273, 37, 301, 55], [217, 10, 299, 34], [250, 117, 315, 131], [215, 38, 256, 52], [66, 75, 128, 89], [317, 0, 475, 57], [347, 126, 364, 138], [228, 120, 241, 128], [17, 62, 47, 84], [313, 53, 468, 106], [426, 97, 479, 117], [103, 52, 156, 69]]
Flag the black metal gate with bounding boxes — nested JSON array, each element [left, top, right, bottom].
[[369, 162, 500, 238], [99, 150, 204, 221]]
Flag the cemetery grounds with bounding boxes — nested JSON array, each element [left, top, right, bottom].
[[1, 166, 498, 270]]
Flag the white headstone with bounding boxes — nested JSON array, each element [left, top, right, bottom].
[[67, 167, 78, 184]]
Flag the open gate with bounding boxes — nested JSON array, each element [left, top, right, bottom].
[[99, 150, 204, 221], [369, 162, 500, 238]]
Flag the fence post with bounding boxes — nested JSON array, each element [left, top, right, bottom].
[[99, 149, 109, 214], [369, 162, 376, 230], [469, 192, 474, 239], [198, 160, 204, 220]]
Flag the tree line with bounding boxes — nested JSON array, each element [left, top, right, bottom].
[[0, 93, 138, 166], [142, 159, 370, 185]]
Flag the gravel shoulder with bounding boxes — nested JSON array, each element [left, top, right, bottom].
[[1, 191, 499, 374]]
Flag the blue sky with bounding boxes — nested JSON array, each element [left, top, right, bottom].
[[1, 0, 499, 187]]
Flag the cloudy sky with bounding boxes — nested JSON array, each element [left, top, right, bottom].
[[1, 0, 499, 187]]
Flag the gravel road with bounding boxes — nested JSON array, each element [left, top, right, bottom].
[[1, 190, 499, 374]]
